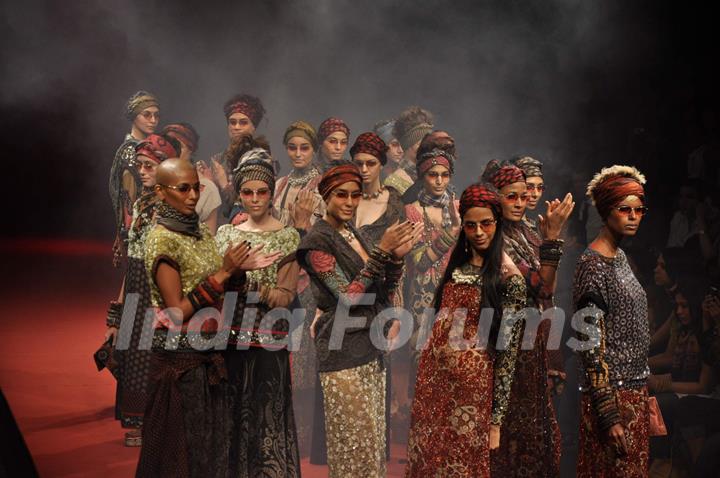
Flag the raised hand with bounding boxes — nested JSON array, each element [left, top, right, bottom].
[[292, 189, 317, 229], [392, 222, 423, 258], [379, 221, 415, 255], [539, 193, 575, 240]]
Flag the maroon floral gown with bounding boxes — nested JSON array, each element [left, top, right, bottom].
[[407, 263, 526, 477]]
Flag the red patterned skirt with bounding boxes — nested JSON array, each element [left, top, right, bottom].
[[406, 283, 494, 478], [491, 321, 561, 477], [577, 387, 649, 478]]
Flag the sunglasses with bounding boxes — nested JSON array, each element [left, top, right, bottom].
[[135, 160, 158, 171], [426, 171, 451, 179], [141, 111, 160, 120], [159, 182, 201, 193], [616, 205, 648, 216], [500, 192, 529, 203], [526, 183, 545, 192], [462, 219, 497, 232], [331, 190, 363, 200], [240, 187, 271, 199]]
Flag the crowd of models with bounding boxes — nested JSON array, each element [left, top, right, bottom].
[[103, 90, 657, 477]]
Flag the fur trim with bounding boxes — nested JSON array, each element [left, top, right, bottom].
[[586, 165, 646, 203]]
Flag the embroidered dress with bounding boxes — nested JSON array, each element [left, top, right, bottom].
[[406, 265, 526, 477], [573, 247, 650, 477], [404, 201, 459, 376], [113, 191, 156, 428], [492, 220, 562, 477], [215, 224, 301, 477], [109, 133, 140, 265], [298, 219, 404, 478], [137, 217, 231, 478]]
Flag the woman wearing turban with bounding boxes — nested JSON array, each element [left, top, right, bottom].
[[297, 163, 417, 477], [197, 93, 266, 223], [406, 183, 527, 476], [104, 133, 178, 446], [573, 165, 652, 477], [482, 159, 574, 478], [403, 146, 460, 392], [316, 117, 351, 173], [215, 158, 301, 476], [109, 90, 160, 266]]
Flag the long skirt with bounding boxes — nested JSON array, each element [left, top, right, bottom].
[[320, 359, 386, 478], [137, 351, 231, 478], [577, 387, 649, 478], [406, 344, 494, 477], [224, 347, 301, 477], [491, 321, 561, 477], [115, 257, 152, 428]]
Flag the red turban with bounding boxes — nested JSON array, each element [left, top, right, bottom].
[[459, 183, 501, 217], [417, 148, 454, 176], [162, 123, 199, 152], [135, 134, 179, 163], [592, 176, 645, 219], [318, 117, 350, 144], [350, 132, 388, 165], [318, 162, 362, 201], [482, 160, 525, 190], [223, 95, 265, 127]]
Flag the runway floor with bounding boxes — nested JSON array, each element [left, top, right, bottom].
[[0, 239, 408, 477]]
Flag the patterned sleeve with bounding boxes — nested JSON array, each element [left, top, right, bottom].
[[405, 204, 456, 273], [384, 258, 405, 305], [304, 246, 392, 307], [514, 260, 554, 300], [574, 257, 620, 431], [491, 274, 527, 425]]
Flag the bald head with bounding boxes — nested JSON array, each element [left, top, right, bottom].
[[156, 158, 198, 186]]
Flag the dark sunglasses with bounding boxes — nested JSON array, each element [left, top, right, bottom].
[[159, 182, 201, 193], [616, 205, 648, 216], [426, 171, 451, 179]]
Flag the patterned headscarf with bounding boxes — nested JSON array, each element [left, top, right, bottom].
[[481, 160, 526, 190], [417, 148, 455, 176], [373, 119, 395, 144], [317, 117, 350, 144], [283, 120, 318, 150], [233, 158, 276, 193], [459, 183, 501, 217], [135, 134, 179, 163], [223, 94, 265, 127], [586, 165, 646, 219], [350, 132, 388, 165], [125, 90, 159, 121], [318, 162, 362, 201], [513, 156, 543, 178], [161, 123, 199, 153]]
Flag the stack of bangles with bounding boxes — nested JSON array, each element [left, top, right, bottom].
[[590, 385, 620, 430], [106, 301, 123, 328], [187, 276, 225, 312], [360, 246, 394, 280], [540, 239, 564, 267], [431, 229, 456, 258]]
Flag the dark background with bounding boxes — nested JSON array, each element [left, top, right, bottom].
[[1, 0, 716, 240]]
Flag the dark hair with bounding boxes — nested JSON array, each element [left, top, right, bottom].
[[222, 93, 265, 125], [223, 134, 272, 173], [432, 208, 506, 347], [674, 277, 707, 335]]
